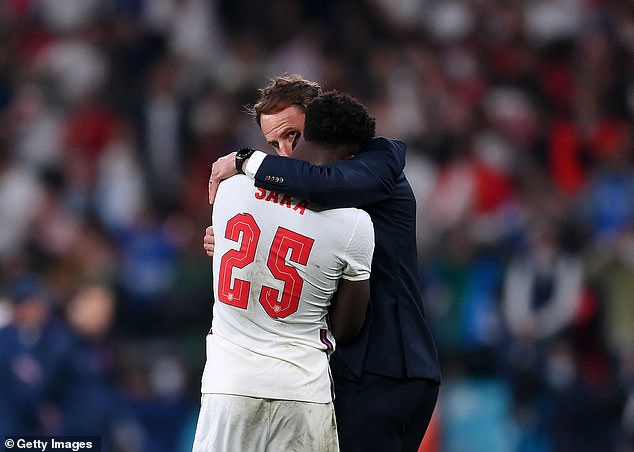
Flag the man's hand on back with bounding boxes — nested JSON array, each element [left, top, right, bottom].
[[208, 151, 238, 204], [203, 225, 215, 257]]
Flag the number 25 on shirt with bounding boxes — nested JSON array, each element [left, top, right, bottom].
[[217, 213, 315, 319]]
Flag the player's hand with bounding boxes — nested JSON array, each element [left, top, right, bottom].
[[203, 225, 215, 257], [208, 151, 238, 204]]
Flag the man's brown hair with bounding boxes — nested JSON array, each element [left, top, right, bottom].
[[247, 75, 323, 126]]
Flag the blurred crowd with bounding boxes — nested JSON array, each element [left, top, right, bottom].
[[0, 0, 633, 451]]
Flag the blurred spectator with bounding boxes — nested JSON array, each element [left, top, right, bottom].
[[94, 121, 147, 233], [115, 209, 179, 335], [116, 342, 196, 452], [29, 166, 81, 261], [0, 142, 44, 262], [33, 32, 109, 105], [540, 337, 623, 452], [0, 273, 63, 436], [135, 57, 190, 214], [580, 124, 634, 243], [502, 220, 583, 343], [586, 226, 634, 369], [51, 282, 128, 444], [424, 227, 504, 375], [11, 84, 64, 170]]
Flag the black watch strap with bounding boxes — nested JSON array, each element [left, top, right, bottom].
[[235, 147, 256, 175]]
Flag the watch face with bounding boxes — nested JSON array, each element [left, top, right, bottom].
[[239, 147, 254, 157]]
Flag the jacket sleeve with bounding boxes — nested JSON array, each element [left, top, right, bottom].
[[254, 137, 406, 208]]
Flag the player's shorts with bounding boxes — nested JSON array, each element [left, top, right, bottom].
[[192, 393, 339, 452]]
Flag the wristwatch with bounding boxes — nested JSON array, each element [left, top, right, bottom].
[[235, 147, 256, 175]]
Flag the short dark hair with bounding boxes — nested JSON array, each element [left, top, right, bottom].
[[303, 90, 376, 151], [247, 75, 322, 126]]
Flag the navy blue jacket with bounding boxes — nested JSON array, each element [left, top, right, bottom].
[[254, 137, 441, 382]]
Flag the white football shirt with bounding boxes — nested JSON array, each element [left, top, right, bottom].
[[201, 175, 374, 403]]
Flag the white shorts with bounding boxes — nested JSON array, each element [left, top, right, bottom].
[[192, 393, 339, 452]]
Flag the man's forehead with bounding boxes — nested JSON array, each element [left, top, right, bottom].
[[261, 105, 305, 134]]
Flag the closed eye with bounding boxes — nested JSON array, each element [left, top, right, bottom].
[[290, 131, 301, 148]]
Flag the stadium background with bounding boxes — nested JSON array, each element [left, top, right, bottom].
[[0, 0, 633, 451]]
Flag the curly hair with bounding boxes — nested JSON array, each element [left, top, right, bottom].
[[247, 75, 322, 126], [303, 90, 376, 151]]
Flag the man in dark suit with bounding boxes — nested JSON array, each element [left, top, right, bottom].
[[206, 75, 441, 452]]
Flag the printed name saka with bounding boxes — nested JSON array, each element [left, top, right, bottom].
[[254, 188, 308, 215]]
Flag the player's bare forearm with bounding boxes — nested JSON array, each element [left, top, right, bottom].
[[330, 279, 370, 344]]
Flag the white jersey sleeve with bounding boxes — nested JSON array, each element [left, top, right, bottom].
[[340, 210, 374, 281]]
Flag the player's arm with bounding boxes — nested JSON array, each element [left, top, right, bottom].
[[330, 210, 375, 344], [330, 279, 370, 345], [254, 137, 405, 208]]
